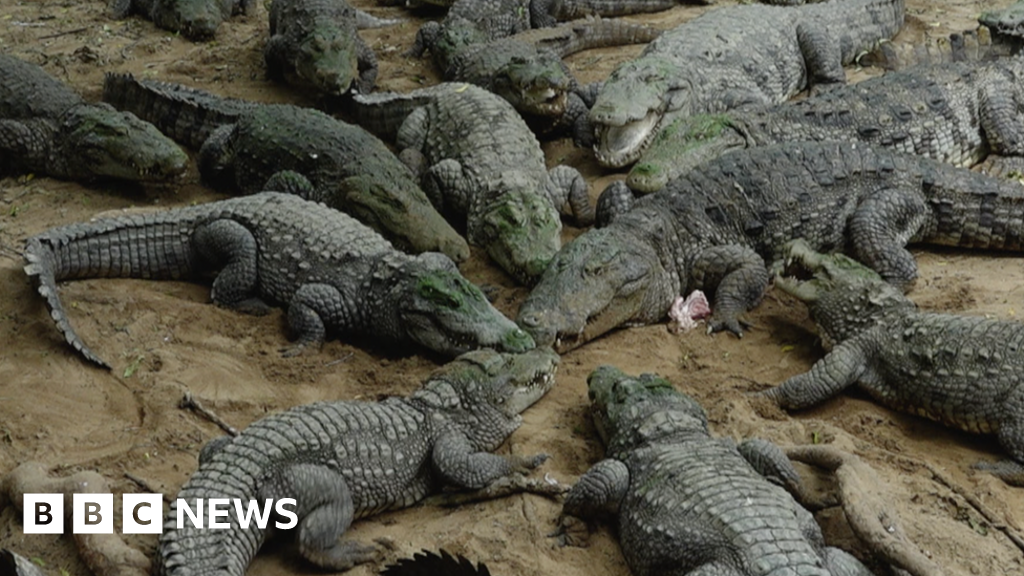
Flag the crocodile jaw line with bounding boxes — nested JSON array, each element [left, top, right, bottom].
[[595, 111, 661, 168]]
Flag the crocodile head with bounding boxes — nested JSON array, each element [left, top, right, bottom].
[[433, 18, 490, 67], [626, 114, 746, 193], [60, 104, 189, 182], [491, 53, 573, 117], [775, 239, 914, 350], [590, 56, 692, 168], [285, 25, 360, 95], [517, 225, 672, 353], [586, 365, 708, 454], [471, 174, 562, 284], [149, 0, 229, 40], [412, 347, 558, 450], [980, 3, 1024, 38], [397, 252, 536, 356], [340, 173, 471, 264]]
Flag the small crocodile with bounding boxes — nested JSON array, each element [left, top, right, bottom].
[[267, 0, 400, 96], [24, 192, 534, 369], [624, 55, 1024, 194], [0, 54, 187, 183], [441, 18, 660, 143], [518, 141, 1024, 353], [561, 365, 873, 576], [158, 347, 557, 575], [110, 0, 248, 40], [350, 83, 592, 284], [102, 73, 469, 263], [589, 0, 905, 168], [759, 240, 1024, 486]]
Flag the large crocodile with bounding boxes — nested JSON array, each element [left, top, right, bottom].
[[350, 83, 592, 284], [266, 0, 399, 96], [560, 365, 873, 576], [589, 0, 905, 168], [102, 73, 469, 263], [158, 347, 557, 575], [24, 192, 534, 369], [441, 18, 660, 143], [111, 0, 248, 40], [0, 54, 187, 183], [758, 240, 1024, 486], [624, 55, 1024, 193], [517, 141, 1024, 352]]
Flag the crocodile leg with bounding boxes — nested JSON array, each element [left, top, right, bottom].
[[260, 463, 379, 570], [979, 78, 1024, 156], [562, 458, 629, 519], [432, 431, 548, 490], [421, 158, 466, 214], [975, 386, 1024, 486], [546, 165, 594, 226], [688, 244, 769, 337], [736, 438, 803, 496], [192, 219, 271, 314], [283, 283, 349, 356], [760, 338, 872, 409], [848, 188, 929, 290], [594, 180, 637, 227], [354, 39, 379, 94], [823, 547, 875, 576], [264, 170, 316, 196], [796, 22, 845, 94]]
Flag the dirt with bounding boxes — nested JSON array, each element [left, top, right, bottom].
[[1, 0, 1023, 575]]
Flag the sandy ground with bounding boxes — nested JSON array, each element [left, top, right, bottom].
[[2, 0, 1024, 574]]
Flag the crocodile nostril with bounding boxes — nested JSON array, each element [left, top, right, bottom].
[[519, 313, 541, 327]]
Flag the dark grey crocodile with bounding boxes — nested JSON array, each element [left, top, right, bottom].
[[24, 192, 534, 369], [589, 0, 905, 168], [110, 0, 248, 40], [561, 365, 873, 576], [102, 73, 469, 263], [350, 83, 592, 284], [0, 54, 187, 183], [441, 18, 660, 143], [382, 550, 491, 576], [758, 240, 1024, 486], [267, 0, 400, 96], [517, 141, 1024, 353], [623, 55, 1024, 194], [158, 347, 557, 575]]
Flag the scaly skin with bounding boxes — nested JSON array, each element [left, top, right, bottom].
[[102, 73, 469, 263], [442, 18, 661, 142], [562, 365, 872, 576], [351, 83, 593, 284], [111, 0, 248, 40], [266, 0, 384, 96], [23, 193, 533, 369], [518, 141, 1024, 353], [590, 0, 905, 168], [626, 56, 1024, 193], [760, 240, 1024, 486], [158, 347, 557, 576], [0, 55, 187, 182]]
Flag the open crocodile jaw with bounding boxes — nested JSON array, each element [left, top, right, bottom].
[[594, 111, 661, 168]]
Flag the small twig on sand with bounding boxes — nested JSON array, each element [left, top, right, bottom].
[[324, 352, 354, 367], [1, 463, 150, 576], [785, 445, 943, 576], [179, 392, 239, 436], [422, 475, 569, 508], [37, 27, 88, 39], [123, 472, 172, 503]]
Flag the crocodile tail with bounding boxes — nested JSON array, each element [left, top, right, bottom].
[[381, 549, 491, 576], [348, 84, 453, 141], [102, 73, 251, 149], [922, 166, 1024, 252], [525, 17, 661, 58], [858, 26, 1017, 70], [23, 210, 205, 368]]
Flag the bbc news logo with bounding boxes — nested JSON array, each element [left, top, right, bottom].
[[23, 494, 298, 534]]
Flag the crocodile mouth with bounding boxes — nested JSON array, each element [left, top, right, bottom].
[[594, 111, 661, 168], [552, 302, 632, 354], [521, 86, 567, 116]]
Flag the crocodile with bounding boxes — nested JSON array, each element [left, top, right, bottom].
[[759, 240, 1024, 486], [560, 365, 873, 576], [517, 141, 1024, 353], [589, 0, 905, 168], [24, 192, 534, 369], [110, 0, 248, 40], [266, 0, 401, 96], [382, 550, 491, 576], [0, 54, 187, 183], [158, 347, 557, 575], [624, 55, 1024, 194], [441, 18, 661, 143], [350, 83, 592, 284], [102, 73, 469, 263]]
